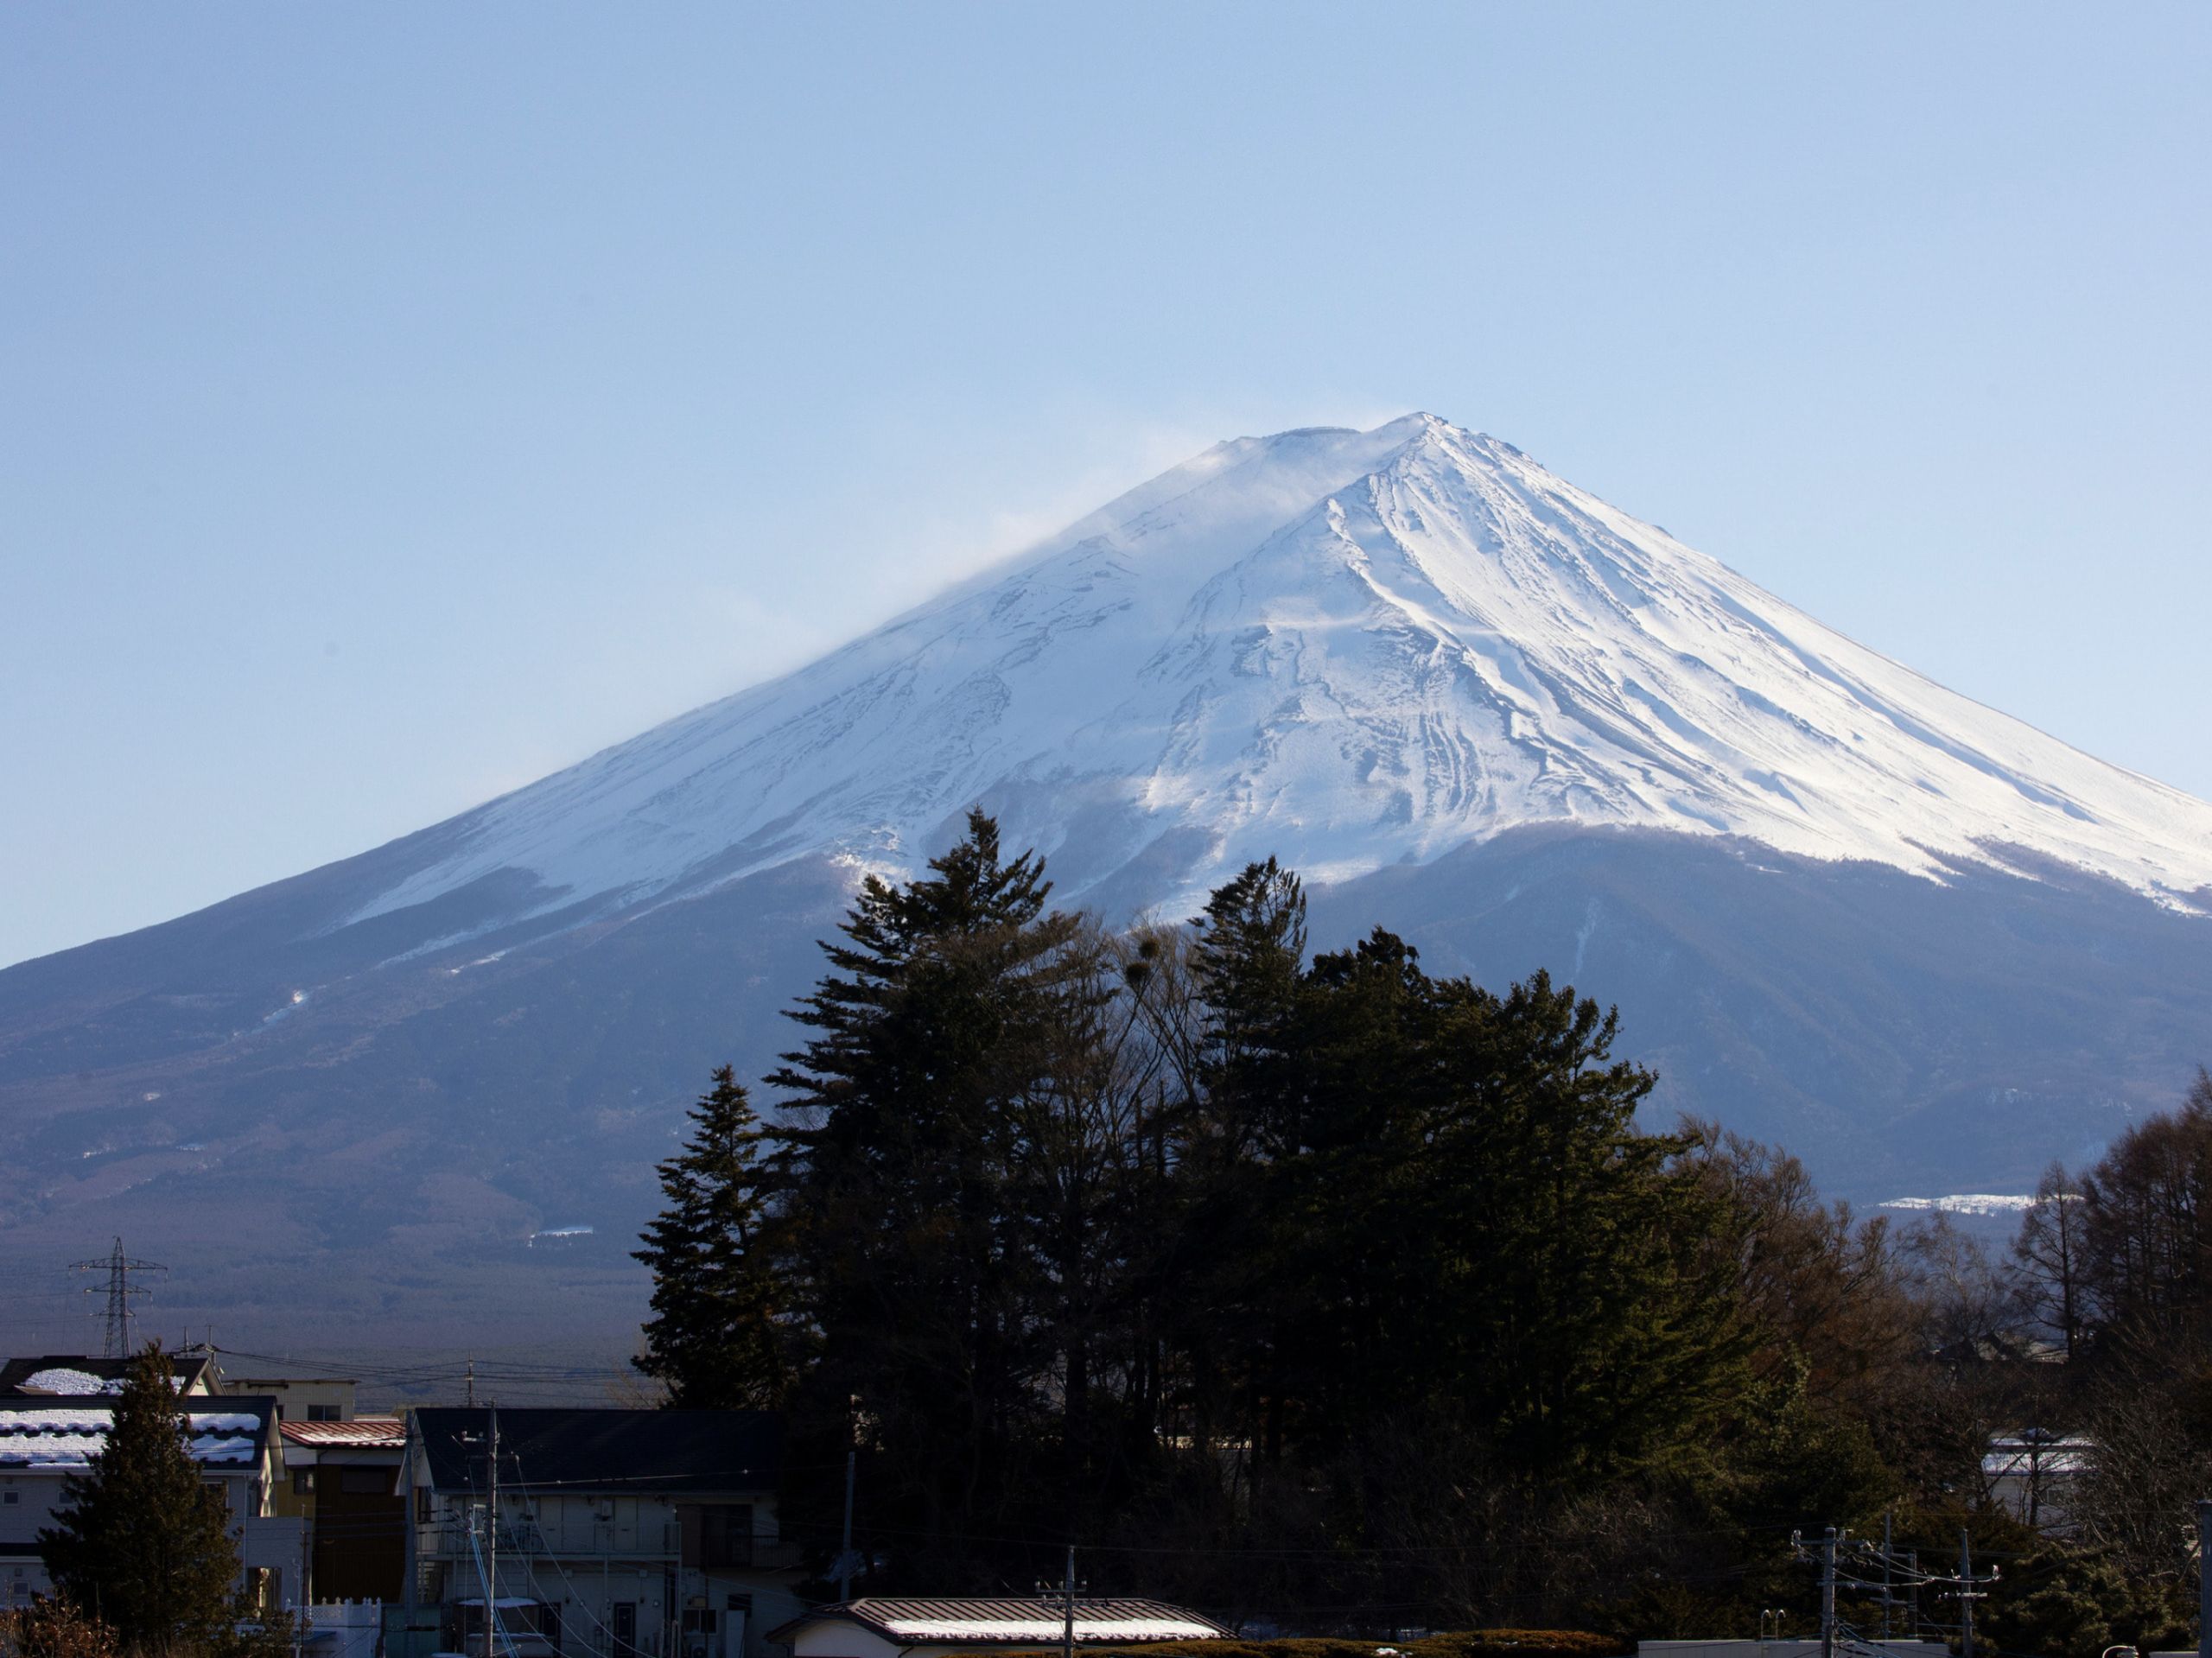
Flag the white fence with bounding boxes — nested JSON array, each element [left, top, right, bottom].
[[308, 1598, 385, 1658]]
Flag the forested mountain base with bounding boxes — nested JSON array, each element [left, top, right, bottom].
[[634, 816, 2212, 1655]]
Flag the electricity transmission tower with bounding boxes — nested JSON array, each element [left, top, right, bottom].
[[69, 1237, 166, 1357]]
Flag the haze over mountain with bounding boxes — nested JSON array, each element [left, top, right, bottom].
[[8, 414, 2211, 1348]]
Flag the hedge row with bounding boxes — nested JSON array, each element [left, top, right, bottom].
[[946, 1632, 1632, 1658]]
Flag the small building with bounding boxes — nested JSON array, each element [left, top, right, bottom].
[[0, 1392, 292, 1607], [223, 1374, 363, 1424], [1982, 1428, 2091, 1531], [402, 1408, 804, 1658], [281, 1415, 409, 1602], [771, 1598, 1230, 1658]]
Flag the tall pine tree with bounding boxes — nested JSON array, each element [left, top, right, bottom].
[[39, 1344, 241, 1652], [766, 809, 1085, 1580], [633, 1065, 788, 1408]]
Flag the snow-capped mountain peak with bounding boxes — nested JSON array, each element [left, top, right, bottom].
[[354, 415, 2212, 932]]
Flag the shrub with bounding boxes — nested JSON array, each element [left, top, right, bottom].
[[0, 1598, 120, 1658]]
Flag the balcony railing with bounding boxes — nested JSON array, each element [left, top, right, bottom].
[[421, 1523, 801, 1569]]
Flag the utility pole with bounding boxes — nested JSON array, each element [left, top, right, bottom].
[[1818, 1528, 1837, 1658], [69, 1238, 165, 1357], [1880, 1510, 1893, 1642], [836, 1450, 856, 1602], [1957, 1531, 1975, 1658], [1038, 1545, 1080, 1658], [484, 1403, 500, 1658], [2196, 1500, 2211, 1658]]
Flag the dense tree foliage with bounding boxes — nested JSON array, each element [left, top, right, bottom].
[[636, 815, 2212, 1638]]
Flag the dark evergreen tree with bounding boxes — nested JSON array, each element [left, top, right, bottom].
[[633, 1065, 789, 1408], [1423, 968, 1750, 1483], [1169, 859, 1313, 1462], [39, 1344, 240, 1653], [766, 809, 1087, 1579]]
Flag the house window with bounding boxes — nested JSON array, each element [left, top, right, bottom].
[[677, 1503, 753, 1568], [306, 1404, 340, 1422], [725, 1595, 751, 1615], [293, 1471, 314, 1495], [2, 1490, 18, 1506]]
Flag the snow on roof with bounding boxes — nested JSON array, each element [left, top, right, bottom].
[[0, 1410, 111, 1434], [776, 1599, 1228, 1647], [0, 1406, 265, 1469], [1983, 1437, 2094, 1478], [19, 1368, 119, 1395], [887, 1621, 1225, 1642]]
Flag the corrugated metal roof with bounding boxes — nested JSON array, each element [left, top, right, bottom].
[[772, 1598, 1228, 1646], [282, 1416, 406, 1447]]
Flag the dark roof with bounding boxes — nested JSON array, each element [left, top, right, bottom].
[[768, 1599, 1230, 1646], [0, 1353, 216, 1397], [413, 1408, 780, 1496]]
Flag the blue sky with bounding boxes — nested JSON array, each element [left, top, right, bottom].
[[4, 3, 2209, 969]]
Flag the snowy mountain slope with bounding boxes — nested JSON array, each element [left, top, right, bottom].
[[353, 413, 2212, 935], [9, 413, 2212, 1349]]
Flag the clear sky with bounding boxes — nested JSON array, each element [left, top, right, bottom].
[[4, 3, 2209, 969]]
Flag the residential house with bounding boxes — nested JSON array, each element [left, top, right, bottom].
[[0, 1388, 291, 1607], [771, 1600, 1229, 1658], [281, 1416, 409, 1603], [402, 1409, 804, 1658]]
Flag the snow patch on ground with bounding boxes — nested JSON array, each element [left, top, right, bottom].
[[1880, 1194, 2041, 1217]]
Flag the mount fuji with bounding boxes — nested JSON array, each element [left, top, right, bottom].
[[8, 414, 2212, 1347]]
